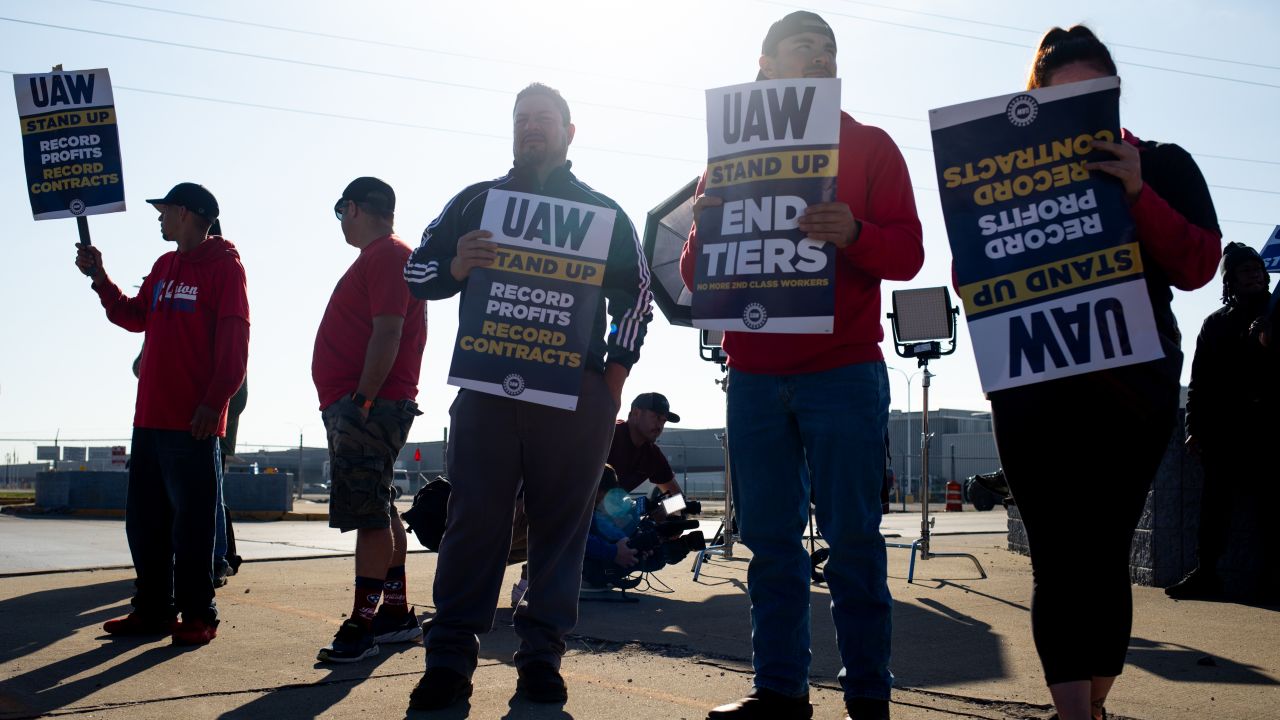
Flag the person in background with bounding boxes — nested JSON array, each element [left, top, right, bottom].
[[1173, 242, 1279, 601]]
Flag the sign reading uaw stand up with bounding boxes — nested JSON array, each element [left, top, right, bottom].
[[930, 76, 1162, 393], [13, 68, 124, 220], [448, 190, 616, 410], [693, 78, 840, 333]]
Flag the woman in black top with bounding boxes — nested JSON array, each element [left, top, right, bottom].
[[990, 25, 1222, 720]]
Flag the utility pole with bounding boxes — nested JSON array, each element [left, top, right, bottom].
[[297, 431, 304, 499]]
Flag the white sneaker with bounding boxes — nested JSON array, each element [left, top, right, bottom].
[[510, 577, 529, 607]]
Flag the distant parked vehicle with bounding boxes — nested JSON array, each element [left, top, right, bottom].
[[392, 469, 429, 498], [964, 469, 1009, 512]]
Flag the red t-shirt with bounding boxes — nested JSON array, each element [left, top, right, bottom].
[[681, 112, 924, 374], [95, 237, 251, 435], [608, 420, 675, 492], [312, 234, 427, 409]]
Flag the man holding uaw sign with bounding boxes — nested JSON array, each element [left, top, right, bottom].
[[402, 83, 651, 710], [15, 67, 249, 647], [680, 11, 924, 720]]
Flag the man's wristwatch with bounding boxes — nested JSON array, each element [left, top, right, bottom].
[[351, 392, 374, 410]]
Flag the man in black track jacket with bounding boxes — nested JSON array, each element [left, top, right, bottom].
[[404, 82, 652, 710]]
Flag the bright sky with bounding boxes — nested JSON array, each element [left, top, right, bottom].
[[1, 0, 1277, 459]]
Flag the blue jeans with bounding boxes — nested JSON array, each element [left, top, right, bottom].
[[214, 477, 227, 565], [125, 427, 221, 624], [727, 362, 892, 700]]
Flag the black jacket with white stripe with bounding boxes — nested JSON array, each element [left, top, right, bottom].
[[404, 160, 652, 372]]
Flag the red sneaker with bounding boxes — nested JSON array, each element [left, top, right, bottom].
[[172, 618, 218, 646], [103, 612, 177, 636]]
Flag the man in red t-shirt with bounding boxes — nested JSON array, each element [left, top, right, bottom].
[[312, 177, 427, 663], [609, 392, 682, 496], [76, 182, 249, 647]]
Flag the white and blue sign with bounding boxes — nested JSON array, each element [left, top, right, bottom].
[[448, 190, 616, 410], [930, 77, 1162, 392], [1260, 225, 1280, 273], [692, 78, 841, 333], [13, 68, 125, 220]]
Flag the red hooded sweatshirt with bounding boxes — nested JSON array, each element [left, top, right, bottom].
[[93, 236, 250, 435]]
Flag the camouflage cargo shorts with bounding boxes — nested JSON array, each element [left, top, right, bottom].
[[322, 397, 421, 531]]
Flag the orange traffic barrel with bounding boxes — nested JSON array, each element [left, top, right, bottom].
[[945, 481, 963, 512]]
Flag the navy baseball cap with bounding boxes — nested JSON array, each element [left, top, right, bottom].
[[757, 11, 837, 80], [632, 392, 680, 423], [147, 182, 219, 222], [341, 176, 396, 215]]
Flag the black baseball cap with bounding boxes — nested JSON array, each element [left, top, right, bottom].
[[757, 11, 837, 80], [1221, 241, 1263, 277], [341, 176, 396, 215], [632, 392, 680, 423], [147, 182, 219, 222]]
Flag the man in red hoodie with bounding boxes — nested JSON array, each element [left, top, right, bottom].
[[76, 182, 249, 646], [681, 12, 923, 720]]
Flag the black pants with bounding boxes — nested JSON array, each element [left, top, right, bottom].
[[426, 371, 619, 676], [1197, 431, 1278, 597], [991, 365, 1178, 685], [126, 428, 221, 623]]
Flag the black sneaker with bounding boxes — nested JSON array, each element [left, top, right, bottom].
[[707, 688, 812, 719], [580, 579, 610, 596], [409, 666, 473, 711], [1165, 568, 1223, 600], [845, 696, 890, 720], [516, 661, 568, 703], [1046, 710, 1106, 720], [371, 607, 422, 643], [317, 620, 379, 663], [103, 611, 177, 636]]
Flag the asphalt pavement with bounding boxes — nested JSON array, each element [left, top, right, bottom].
[[0, 507, 1275, 720]]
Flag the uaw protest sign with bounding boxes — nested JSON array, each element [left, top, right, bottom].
[[448, 190, 616, 410], [930, 76, 1162, 393], [13, 68, 125, 220], [692, 78, 840, 333], [1260, 225, 1280, 273]]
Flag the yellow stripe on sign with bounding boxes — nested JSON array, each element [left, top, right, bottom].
[[705, 149, 839, 189], [958, 243, 1144, 314], [21, 108, 115, 135], [494, 247, 606, 286]]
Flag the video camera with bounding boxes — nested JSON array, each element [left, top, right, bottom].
[[628, 492, 706, 564]]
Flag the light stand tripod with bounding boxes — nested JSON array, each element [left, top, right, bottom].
[[692, 330, 739, 581], [883, 288, 986, 584]]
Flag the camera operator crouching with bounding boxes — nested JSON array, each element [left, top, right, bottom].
[[582, 465, 705, 593]]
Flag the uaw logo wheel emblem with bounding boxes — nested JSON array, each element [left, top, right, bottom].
[[68, 199, 86, 215], [501, 373, 526, 396], [742, 302, 768, 330], [1006, 94, 1038, 127]]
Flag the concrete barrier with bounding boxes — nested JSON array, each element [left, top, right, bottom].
[[35, 471, 294, 513]]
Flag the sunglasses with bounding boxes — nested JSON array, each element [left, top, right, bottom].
[[333, 197, 350, 220]]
